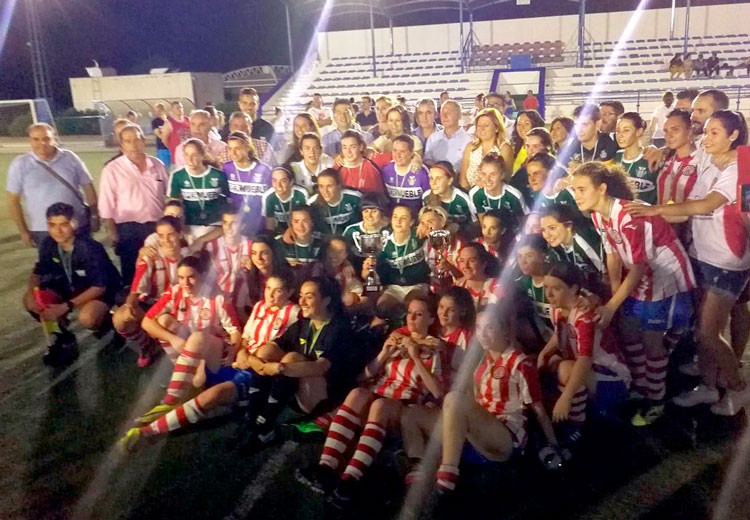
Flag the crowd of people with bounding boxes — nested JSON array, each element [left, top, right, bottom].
[[5, 82, 750, 510]]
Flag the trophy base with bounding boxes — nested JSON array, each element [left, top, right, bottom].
[[364, 284, 383, 294]]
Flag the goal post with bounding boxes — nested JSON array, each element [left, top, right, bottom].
[[0, 99, 55, 137]]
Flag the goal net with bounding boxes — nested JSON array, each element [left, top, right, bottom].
[[0, 99, 54, 136]]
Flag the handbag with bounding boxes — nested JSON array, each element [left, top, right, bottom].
[[34, 160, 99, 232]]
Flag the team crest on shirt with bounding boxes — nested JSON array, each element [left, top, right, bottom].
[[184, 180, 190, 187], [599, 150, 608, 159], [608, 229, 623, 244], [200, 308, 211, 320], [492, 365, 507, 380], [408, 176, 416, 186], [211, 178, 219, 187], [273, 317, 283, 329], [681, 165, 697, 177], [635, 167, 648, 178], [344, 203, 353, 212]]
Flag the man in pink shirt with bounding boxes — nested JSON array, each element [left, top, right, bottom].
[[98, 125, 170, 284], [523, 90, 540, 111], [173, 110, 229, 168]]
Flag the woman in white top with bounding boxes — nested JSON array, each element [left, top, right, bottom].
[[460, 108, 514, 190], [371, 105, 423, 157], [627, 110, 750, 416], [290, 132, 334, 193]]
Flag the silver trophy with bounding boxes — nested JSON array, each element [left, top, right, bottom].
[[429, 229, 453, 293], [360, 233, 385, 293]]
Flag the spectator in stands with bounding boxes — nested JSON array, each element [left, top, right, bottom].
[[483, 92, 515, 141], [283, 113, 320, 165], [424, 100, 472, 176], [99, 125, 169, 285], [693, 53, 706, 77], [706, 52, 720, 78], [511, 110, 546, 173], [523, 90, 540, 111], [599, 101, 625, 140], [7, 123, 98, 248], [371, 95, 394, 139], [356, 95, 377, 131], [291, 133, 334, 193], [237, 87, 276, 145], [683, 53, 694, 79], [461, 108, 514, 190], [648, 91, 674, 148], [161, 101, 191, 160], [669, 53, 684, 80], [321, 98, 373, 157], [226, 112, 277, 167], [675, 88, 699, 110], [309, 94, 332, 128], [151, 103, 171, 168], [504, 91, 517, 115], [413, 98, 443, 148], [174, 110, 229, 168]]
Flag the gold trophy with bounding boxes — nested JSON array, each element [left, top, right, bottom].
[[428, 229, 453, 293]]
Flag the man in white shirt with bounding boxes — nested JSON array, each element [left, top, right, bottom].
[[648, 91, 674, 148], [424, 100, 472, 176], [309, 93, 333, 127]]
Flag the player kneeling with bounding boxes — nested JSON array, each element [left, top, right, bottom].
[[297, 294, 443, 508], [23, 203, 121, 366], [113, 215, 183, 367], [118, 271, 298, 453], [432, 303, 558, 497]]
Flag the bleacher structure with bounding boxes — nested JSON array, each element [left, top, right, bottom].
[[264, 32, 750, 121]]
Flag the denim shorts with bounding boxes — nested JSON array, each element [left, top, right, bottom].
[[691, 258, 750, 301]]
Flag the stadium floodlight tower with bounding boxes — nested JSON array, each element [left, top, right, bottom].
[[25, 0, 52, 100]]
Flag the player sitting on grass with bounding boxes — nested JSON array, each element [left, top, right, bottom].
[[113, 215, 183, 368], [118, 270, 298, 453], [127, 254, 242, 427], [23, 203, 121, 367], [296, 294, 444, 509]]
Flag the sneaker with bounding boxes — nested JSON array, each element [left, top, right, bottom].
[[538, 445, 564, 471], [673, 384, 720, 407], [118, 428, 143, 454], [296, 464, 338, 495], [710, 386, 750, 416], [631, 403, 665, 427], [679, 358, 701, 377], [329, 477, 358, 510], [134, 403, 176, 426]]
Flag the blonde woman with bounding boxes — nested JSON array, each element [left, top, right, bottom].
[[460, 108, 514, 190]]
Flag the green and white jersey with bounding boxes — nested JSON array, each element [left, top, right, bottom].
[[378, 230, 430, 286], [422, 188, 477, 225], [261, 186, 309, 234], [615, 150, 658, 205], [169, 167, 230, 226], [274, 235, 322, 266], [343, 221, 392, 259], [308, 189, 362, 236], [470, 184, 528, 215], [515, 274, 553, 338], [546, 232, 604, 279]]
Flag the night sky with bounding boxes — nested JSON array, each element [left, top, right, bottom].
[[0, 0, 742, 108]]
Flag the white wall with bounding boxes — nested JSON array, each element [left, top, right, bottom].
[[316, 3, 750, 60], [69, 72, 224, 111]]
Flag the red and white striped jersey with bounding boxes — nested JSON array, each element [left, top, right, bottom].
[[440, 327, 472, 386], [552, 307, 630, 384], [372, 327, 442, 401], [204, 236, 253, 293], [145, 285, 240, 336], [424, 236, 464, 273], [242, 301, 300, 354], [657, 150, 699, 204], [688, 161, 750, 271], [130, 254, 179, 301], [474, 348, 542, 443], [456, 278, 499, 309], [591, 198, 695, 301]]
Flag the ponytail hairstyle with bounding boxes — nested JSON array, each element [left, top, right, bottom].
[[540, 203, 577, 231], [306, 275, 344, 316], [460, 241, 500, 278], [618, 112, 647, 131], [709, 109, 749, 150], [480, 151, 509, 181], [182, 138, 222, 170], [572, 162, 635, 201], [227, 130, 259, 163]]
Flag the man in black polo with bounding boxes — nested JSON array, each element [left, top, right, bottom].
[[23, 203, 122, 366]]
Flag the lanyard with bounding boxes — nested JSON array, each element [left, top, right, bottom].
[[326, 197, 344, 235], [581, 140, 598, 163], [186, 172, 207, 212], [58, 245, 74, 285], [305, 320, 328, 357]]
